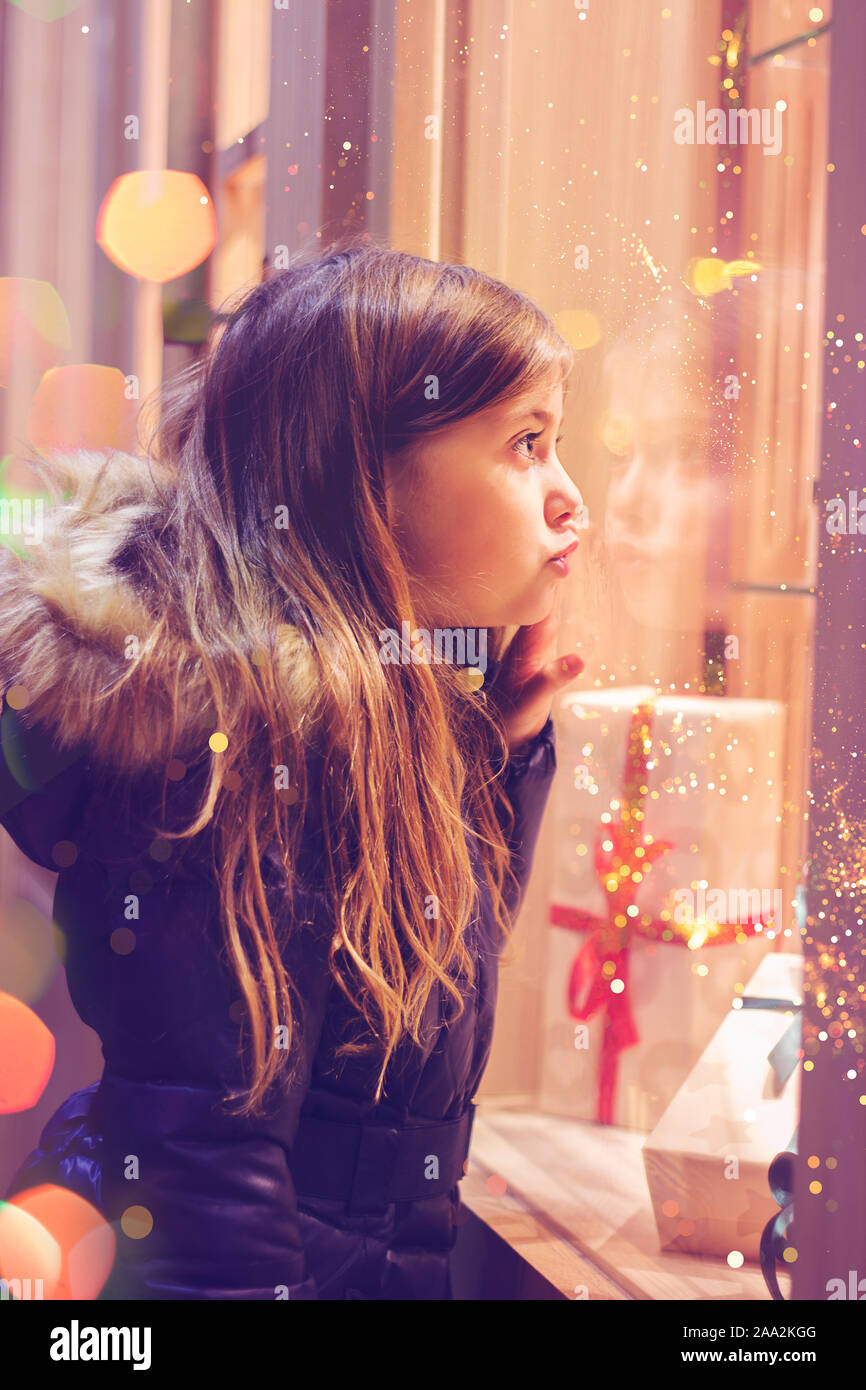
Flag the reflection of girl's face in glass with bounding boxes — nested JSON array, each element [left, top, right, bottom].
[[601, 344, 720, 633]]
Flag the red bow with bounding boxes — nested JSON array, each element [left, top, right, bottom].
[[552, 700, 759, 1124]]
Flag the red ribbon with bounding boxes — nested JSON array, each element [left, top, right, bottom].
[[550, 699, 762, 1125], [567, 932, 640, 1124]]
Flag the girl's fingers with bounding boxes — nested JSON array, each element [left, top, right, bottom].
[[505, 649, 584, 713], [552, 652, 585, 683]]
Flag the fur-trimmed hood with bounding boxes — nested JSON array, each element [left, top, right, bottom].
[[0, 448, 219, 774], [0, 449, 505, 783]]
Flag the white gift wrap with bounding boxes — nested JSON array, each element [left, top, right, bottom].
[[539, 688, 787, 1130], [549, 687, 787, 924], [641, 950, 802, 1262]]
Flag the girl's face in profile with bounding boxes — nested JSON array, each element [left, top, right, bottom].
[[384, 375, 584, 630]]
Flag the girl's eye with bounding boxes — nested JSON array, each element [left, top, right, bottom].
[[512, 430, 543, 460], [512, 432, 564, 462]]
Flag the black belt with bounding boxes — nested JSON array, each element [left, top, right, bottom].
[[291, 1103, 476, 1215]]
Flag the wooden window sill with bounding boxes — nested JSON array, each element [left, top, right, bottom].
[[455, 1099, 791, 1301]]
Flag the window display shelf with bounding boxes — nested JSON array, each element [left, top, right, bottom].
[[459, 1099, 791, 1302]]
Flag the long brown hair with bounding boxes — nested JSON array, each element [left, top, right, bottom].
[[136, 236, 574, 1115]]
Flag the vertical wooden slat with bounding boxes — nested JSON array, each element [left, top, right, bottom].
[[163, 0, 218, 379], [264, 0, 328, 260], [132, 0, 171, 412], [460, 0, 512, 280], [727, 28, 831, 935], [367, 0, 397, 245], [213, 0, 270, 153], [390, 0, 447, 257], [90, 0, 146, 417]]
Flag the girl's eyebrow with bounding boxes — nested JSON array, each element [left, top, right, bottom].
[[501, 407, 558, 428]]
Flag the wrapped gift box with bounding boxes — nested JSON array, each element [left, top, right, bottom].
[[642, 948, 802, 1261], [539, 687, 787, 1130], [539, 930, 774, 1131]]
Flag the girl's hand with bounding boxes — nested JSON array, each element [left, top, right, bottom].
[[491, 586, 584, 752]]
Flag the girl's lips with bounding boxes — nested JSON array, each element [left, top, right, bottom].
[[548, 538, 580, 562], [547, 542, 579, 576]]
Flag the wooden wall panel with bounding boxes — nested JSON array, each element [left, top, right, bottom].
[[726, 30, 830, 937], [214, 0, 271, 153]]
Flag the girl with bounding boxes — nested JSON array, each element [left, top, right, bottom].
[[0, 240, 585, 1300]]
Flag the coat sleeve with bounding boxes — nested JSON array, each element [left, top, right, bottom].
[[495, 714, 557, 921], [0, 695, 90, 870], [92, 871, 336, 1302]]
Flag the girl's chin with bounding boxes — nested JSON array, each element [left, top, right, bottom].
[[451, 572, 561, 629], [496, 585, 561, 629]]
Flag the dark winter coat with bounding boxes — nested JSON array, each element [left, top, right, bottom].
[[0, 450, 556, 1300]]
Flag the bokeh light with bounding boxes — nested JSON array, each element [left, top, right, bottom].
[[96, 170, 218, 283], [0, 897, 60, 1005], [26, 364, 138, 454], [686, 256, 762, 298], [0, 1198, 63, 1299], [6, 1185, 115, 1299], [0, 278, 70, 388], [0, 992, 55, 1112], [553, 308, 603, 351], [7, 0, 84, 23]]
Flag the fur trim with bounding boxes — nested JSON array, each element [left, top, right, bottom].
[[0, 448, 215, 773]]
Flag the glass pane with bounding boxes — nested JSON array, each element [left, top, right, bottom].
[[444, 4, 836, 1304]]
